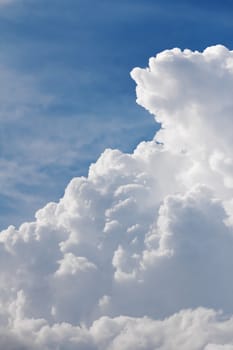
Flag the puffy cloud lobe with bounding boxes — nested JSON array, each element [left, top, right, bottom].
[[1, 45, 233, 348], [2, 308, 233, 349], [131, 46, 233, 189]]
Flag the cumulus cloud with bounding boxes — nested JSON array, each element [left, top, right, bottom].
[[1, 45, 233, 348], [2, 308, 233, 349]]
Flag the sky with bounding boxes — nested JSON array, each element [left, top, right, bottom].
[[1, 1, 233, 349], [1, 0, 233, 229]]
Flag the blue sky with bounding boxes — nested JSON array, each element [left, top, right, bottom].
[[1, 0, 233, 229]]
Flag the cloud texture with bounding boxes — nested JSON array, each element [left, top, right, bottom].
[[1, 45, 233, 349]]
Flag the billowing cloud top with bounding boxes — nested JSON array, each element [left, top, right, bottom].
[[1, 45, 233, 349]]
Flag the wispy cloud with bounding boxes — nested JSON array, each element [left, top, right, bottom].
[[0, 55, 156, 229]]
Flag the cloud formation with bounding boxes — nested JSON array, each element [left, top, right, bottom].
[[1, 45, 233, 348]]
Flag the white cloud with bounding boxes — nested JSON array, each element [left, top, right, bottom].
[[2, 308, 233, 349], [1, 45, 233, 348], [0, 58, 155, 230]]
